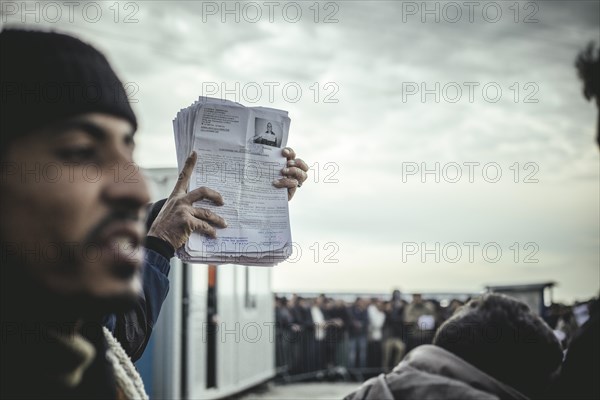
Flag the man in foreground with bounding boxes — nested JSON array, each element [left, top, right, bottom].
[[0, 28, 307, 398]]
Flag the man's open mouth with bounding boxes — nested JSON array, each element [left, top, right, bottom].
[[97, 223, 144, 280]]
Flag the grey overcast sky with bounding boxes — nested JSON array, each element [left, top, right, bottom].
[[3, 0, 599, 302]]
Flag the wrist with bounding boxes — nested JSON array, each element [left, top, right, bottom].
[[144, 235, 175, 259]]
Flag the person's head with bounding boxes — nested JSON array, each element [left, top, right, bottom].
[[314, 295, 324, 307], [325, 298, 335, 310], [433, 294, 563, 398], [425, 300, 437, 312], [412, 293, 423, 304], [266, 122, 272, 132], [298, 296, 308, 308], [355, 297, 367, 310], [0, 29, 149, 318]]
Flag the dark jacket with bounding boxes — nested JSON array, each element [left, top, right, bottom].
[[557, 309, 600, 399], [349, 305, 369, 337], [292, 304, 314, 332], [326, 304, 351, 342], [385, 302, 405, 339], [276, 305, 294, 335], [344, 345, 529, 400]]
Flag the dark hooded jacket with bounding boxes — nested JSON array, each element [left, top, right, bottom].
[[344, 345, 529, 400]]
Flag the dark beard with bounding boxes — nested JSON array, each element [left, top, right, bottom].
[[81, 289, 138, 318], [0, 255, 138, 326]]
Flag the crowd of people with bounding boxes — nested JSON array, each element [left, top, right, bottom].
[[275, 292, 599, 399], [275, 291, 459, 375]]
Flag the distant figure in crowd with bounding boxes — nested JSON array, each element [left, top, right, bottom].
[[367, 299, 386, 369], [345, 294, 563, 400], [326, 299, 351, 367], [348, 298, 369, 369], [275, 296, 294, 368], [403, 293, 436, 351], [382, 290, 406, 371], [311, 295, 328, 371], [293, 296, 315, 372]]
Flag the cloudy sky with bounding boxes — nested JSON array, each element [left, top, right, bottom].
[[3, 0, 599, 302]]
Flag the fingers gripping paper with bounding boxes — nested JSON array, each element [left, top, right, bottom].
[[173, 97, 292, 266]]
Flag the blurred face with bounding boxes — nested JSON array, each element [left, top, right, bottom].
[[0, 113, 150, 308], [267, 123, 272, 131], [357, 299, 366, 309]]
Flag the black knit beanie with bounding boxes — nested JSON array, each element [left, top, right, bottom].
[[0, 29, 137, 148]]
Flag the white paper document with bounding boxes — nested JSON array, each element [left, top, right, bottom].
[[173, 97, 292, 266]]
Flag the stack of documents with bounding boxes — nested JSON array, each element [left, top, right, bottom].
[[173, 97, 292, 266]]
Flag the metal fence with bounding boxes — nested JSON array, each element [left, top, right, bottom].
[[274, 325, 435, 383]]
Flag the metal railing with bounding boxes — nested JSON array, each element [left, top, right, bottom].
[[274, 326, 436, 383]]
